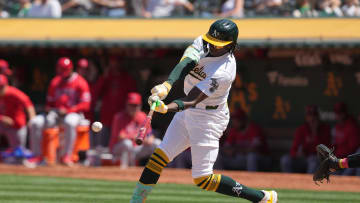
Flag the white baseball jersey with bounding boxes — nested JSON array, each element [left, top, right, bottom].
[[182, 36, 236, 109], [158, 36, 237, 178]]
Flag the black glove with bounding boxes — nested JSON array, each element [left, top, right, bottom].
[[313, 144, 340, 185]]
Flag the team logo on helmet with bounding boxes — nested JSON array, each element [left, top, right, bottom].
[[212, 29, 219, 38]]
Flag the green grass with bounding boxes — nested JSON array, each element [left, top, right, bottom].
[[0, 174, 358, 203]]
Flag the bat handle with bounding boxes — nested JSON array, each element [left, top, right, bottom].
[[135, 100, 158, 145], [151, 100, 158, 110]]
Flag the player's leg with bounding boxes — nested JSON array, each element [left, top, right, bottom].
[[62, 112, 82, 165], [188, 115, 277, 203], [4, 126, 27, 149], [306, 155, 318, 174], [28, 114, 46, 157], [134, 137, 161, 165], [111, 139, 135, 168], [130, 112, 190, 203], [246, 152, 260, 171], [190, 140, 275, 202]]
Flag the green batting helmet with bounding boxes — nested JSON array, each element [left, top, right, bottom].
[[202, 19, 239, 47]]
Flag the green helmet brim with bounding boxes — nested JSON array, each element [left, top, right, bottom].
[[202, 33, 233, 47]]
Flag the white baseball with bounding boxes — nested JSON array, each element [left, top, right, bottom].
[[91, 121, 103, 133]]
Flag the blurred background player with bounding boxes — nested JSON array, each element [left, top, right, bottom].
[[109, 92, 160, 169], [92, 56, 137, 148], [0, 74, 36, 151], [281, 105, 331, 173], [140, 0, 194, 18], [0, 59, 12, 76], [76, 58, 100, 147], [27, 0, 62, 18], [220, 108, 270, 171], [331, 101, 360, 175], [29, 57, 91, 166]]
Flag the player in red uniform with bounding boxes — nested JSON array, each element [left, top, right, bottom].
[[331, 102, 360, 175], [29, 57, 91, 165], [0, 59, 12, 76], [281, 105, 331, 173], [221, 108, 270, 171], [92, 56, 137, 147], [109, 92, 160, 169], [0, 74, 35, 150]]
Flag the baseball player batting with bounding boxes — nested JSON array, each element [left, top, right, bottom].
[[130, 19, 278, 203]]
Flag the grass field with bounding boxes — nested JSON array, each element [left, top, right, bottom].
[[0, 174, 359, 203]]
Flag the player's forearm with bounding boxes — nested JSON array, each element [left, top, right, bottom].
[[26, 106, 36, 121], [167, 88, 208, 112], [68, 102, 90, 113], [166, 100, 196, 112], [167, 57, 196, 85]]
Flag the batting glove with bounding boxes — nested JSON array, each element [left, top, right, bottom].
[[151, 81, 172, 100], [153, 100, 168, 114], [148, 95, 160, 106]]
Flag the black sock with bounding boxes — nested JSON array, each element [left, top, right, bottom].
[[194, 174, 264, 202], [139, 148, 169, 185], [216, 175, 264, 202]]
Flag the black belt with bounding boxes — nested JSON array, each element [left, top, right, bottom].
[[205, 105, 219, 110]]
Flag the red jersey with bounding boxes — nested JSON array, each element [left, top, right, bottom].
[[0, 86, 34, 129], [92, 71, 137, 127], [333, 117, 360, 158], [109, 110, 150, 151], [224, 122, 268, 154], [46, 73, 90, 113], [290, 123, 331, 157]]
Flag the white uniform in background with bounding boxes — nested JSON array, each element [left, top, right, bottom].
[[158, 36, 236, 178], [28, 0, 62, 18]]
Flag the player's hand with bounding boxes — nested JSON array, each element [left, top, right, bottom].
[[58, 108, 67, 116], [148, 95, 167, 113], [148, 95, 160, 106], [153, 100, 168, 114], [150, 81, 172, 100], [0, 115, 14, 127]]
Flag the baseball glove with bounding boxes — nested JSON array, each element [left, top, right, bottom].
[[313, 144, 340, 185]]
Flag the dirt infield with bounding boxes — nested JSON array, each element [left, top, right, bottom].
[[0, 164, 359, 192]]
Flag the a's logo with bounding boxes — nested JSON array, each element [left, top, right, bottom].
[[189, 65, 207, 80], [212, 29, 219, 37], [232, 183, 243, 196], [209, 78, 219, 93], [324, 72, 342, 96]]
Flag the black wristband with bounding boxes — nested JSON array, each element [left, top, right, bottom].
[[173, 100, 185, 111]]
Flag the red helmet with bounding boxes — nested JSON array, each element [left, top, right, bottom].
[[56, 57, 73, 77], [77, 58, 89, 69], [0, 59, 12, 76], [305, 105, 319, 117], [0, 74, 8, 87], [126, 92, 142, 105]]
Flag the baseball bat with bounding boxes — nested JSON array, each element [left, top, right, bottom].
[[135, 100, 158, 145]]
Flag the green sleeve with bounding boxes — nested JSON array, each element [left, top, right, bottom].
[[167, 57, 196, 85]]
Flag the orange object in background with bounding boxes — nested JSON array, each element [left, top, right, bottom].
[[41, 125, 90, 164], [42, 127, 60, 165], [72, 125, 90, 162]]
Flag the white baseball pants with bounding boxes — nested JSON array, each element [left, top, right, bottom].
[[159, 108, 229, 178]]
